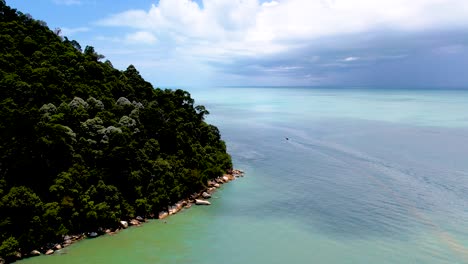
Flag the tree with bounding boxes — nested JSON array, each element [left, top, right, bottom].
[[0, 2, 232, 257]]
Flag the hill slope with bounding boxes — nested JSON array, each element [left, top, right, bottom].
[[0, 1, 231, 260]]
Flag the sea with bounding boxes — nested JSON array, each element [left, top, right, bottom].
[[21, 87, 468, 264]]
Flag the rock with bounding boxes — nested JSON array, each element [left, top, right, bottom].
[[120, 220, 128, 229], [63, 239, 72, 247], [14, 252, 21, 259], [30, 250, 41, 256], [195, 199, 211, 205], [136, 216, 144, 222], [64, 235, 71, 241], [45, 249, 54, 255], [0, 257, 5, 264], [222, 175, 229, 182], [214, 183, 220, 188], [129, 219, 140, 226], [208, 180, 217, 187], [105, 229, 112, 234], [55, 244, 62, 250], [88, 232, 98, 238], [202, 192, 211, 199], [168, 205, 178, 215], [158, 211, 169, 219]]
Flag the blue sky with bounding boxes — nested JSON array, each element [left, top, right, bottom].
[[7, 0, 468, 88]]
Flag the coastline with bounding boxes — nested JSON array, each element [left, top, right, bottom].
[[11, 169, 244, 263]]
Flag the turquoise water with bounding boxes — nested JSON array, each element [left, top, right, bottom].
[[22, 88, 468, 263]]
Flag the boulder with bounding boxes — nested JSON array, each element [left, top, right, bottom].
[[120, 221, 129, 229], [222, 176, 229, 182], [30, 250, 41, 256], [168, 205, 178, 215], [88, 232, 98, 238], [129, 219, 140, 226], [158, 211, 169, 219], [14, 252, 21, 259], [55, 244, 62, 250], [195, 199, 211, 205], [201, 192, 211, 199], [45, 249, 54, 255], [208, 180, 217, 187], [136, 216, 144, 222], [214, 183, 220, 188], [0, 257, 5, 264], [63, 239, 72, 247]]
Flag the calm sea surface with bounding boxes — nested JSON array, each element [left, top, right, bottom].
[[22, 87, 468, 264]]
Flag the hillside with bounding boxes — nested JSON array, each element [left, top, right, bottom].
[[0, 1, 231, 260]]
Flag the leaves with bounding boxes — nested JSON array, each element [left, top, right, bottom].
[[0, 1, 232, 257]]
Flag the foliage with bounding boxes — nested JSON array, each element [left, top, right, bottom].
[[0, 1, 232, 258]]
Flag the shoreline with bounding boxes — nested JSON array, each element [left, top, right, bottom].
[[12, 169, 244, 263]]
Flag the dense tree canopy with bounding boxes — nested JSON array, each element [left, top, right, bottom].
[[0, 1, 232, 259]]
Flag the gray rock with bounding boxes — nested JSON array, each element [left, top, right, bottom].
[[195, 199, 211, 205], [30, 250, 41, 256], [201, 192, 211, 199], [129, 219, 140, 226], [158, 211, 169, 219], [120, 220, 129, 229]]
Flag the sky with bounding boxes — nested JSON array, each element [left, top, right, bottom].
[[6, 0, 468, 88]]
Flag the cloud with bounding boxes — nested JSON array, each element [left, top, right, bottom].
[[343, 57, 360, 62], [52, 0, 81, 5], [434, 44, 467, 54], [93, 0, 468, 86], [125, 31, 158, 45], [61, 27, 89, 36], [97, 0, 468, 57], [262, 1, 279, 7]]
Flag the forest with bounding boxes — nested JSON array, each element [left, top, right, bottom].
[[0, 1, 232, 260]]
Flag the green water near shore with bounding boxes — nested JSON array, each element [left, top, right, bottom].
[[21, 87, 468, 264]]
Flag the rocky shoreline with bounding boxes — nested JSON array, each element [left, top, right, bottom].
[[4, 169, 244, 263]]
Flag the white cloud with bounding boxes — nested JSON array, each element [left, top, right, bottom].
[[262, 1, 279, 7], [434, 44, 467, 54], [125, 31, 158, 45], [61, 27, 89, 36], [53, 0, 81, 5], [343, 57, 360, 62], [94, 0, 468, 85], [263, 66, 303, 72], [98, 0, 468, 57]]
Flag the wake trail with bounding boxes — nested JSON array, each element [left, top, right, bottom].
[[286, 137, 468, 262]]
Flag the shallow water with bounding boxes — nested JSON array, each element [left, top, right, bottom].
[[22, 87, 468, 264]]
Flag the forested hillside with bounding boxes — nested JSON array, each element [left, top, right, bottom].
[[0, 1, 231, 259]]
